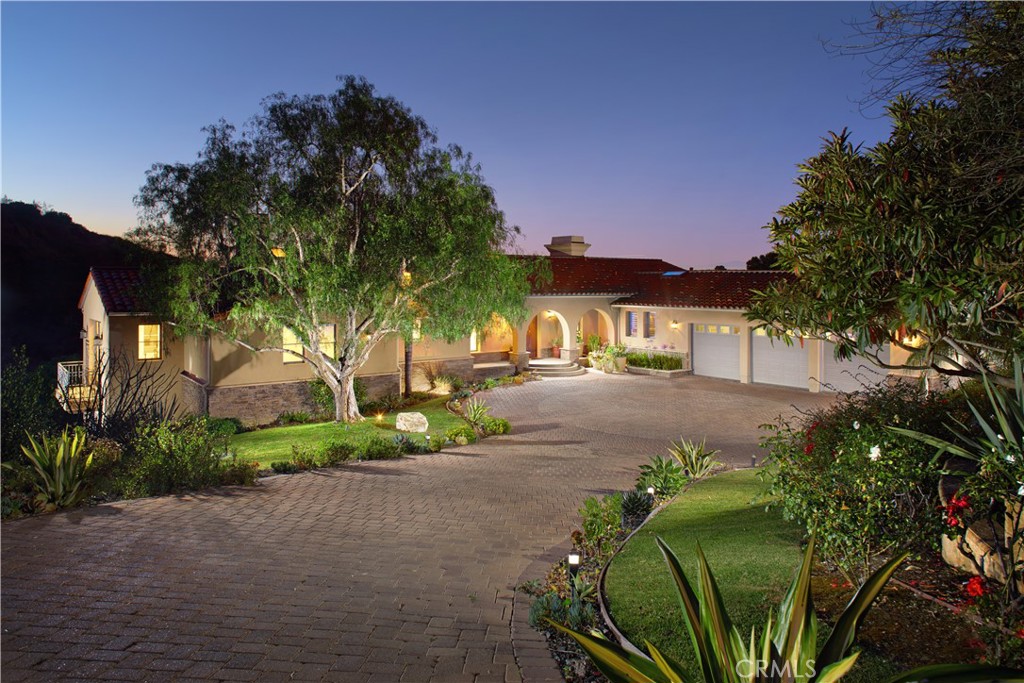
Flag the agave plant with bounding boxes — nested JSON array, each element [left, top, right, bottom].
[[637, 456, 688, 497], [551, 536, 1020, 682], [464, 398, 491, 426], [668, 437, 721, 481], [17, 427, 93, 512]]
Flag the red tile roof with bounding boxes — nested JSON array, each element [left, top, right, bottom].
[[85, 267, 147, 314], [615, 270, 793, 309], [524, 255, 684, 296]]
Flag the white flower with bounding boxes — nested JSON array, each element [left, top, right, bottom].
[[1008, 453, 1017, 464], [853, 421, 860, 431], [1019, 484, 1024, 497], [869, 446, 881, 462]]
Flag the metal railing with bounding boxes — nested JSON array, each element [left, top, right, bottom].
[[57, 361, 85, 391]]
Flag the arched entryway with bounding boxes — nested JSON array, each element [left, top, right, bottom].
[[526, 309, 571, 359], [577, 308, 615, 354]]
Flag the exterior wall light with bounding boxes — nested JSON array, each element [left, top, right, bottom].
[[546, 310, 556, 320], [670, 320, 680, 330]]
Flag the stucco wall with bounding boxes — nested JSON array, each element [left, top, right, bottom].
[[107, 316, 192, 413], [519, 296, 619, 358]]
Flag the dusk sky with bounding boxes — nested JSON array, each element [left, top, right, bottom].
[[2, 2, 893, 268]]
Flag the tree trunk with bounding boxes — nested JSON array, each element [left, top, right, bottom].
[[404, 339, 413, 399], [334, 371, 363, 423]]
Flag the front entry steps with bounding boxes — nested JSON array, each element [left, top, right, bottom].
[[528, 358, 587, 377]]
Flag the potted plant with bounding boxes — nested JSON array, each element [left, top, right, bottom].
[[606, 343, 627, 372], [586, 333, 602, 356], [551, 336, 562, 359]]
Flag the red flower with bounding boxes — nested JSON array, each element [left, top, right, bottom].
[[965, 638, 986, 650], [951, 493, 970, 510], [1015, 627, 1024, 640], [804, 442, 815, 455], [965, 576, 987, 598]]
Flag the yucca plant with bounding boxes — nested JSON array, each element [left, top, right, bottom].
[[668, 437, 721, 481], [18, 427, 93, 512], [637, 456, 688, 497], [464, 398, 491, 426], [551, 536, 1021, 682]]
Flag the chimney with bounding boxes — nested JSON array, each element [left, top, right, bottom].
[[545, 235, 591, 257]]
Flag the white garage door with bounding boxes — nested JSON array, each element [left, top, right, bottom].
[[751, 330, 809, 389], [691, 323, 741, 381], [819, 342, 891, 393]]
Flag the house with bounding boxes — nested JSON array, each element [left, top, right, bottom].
[[59, 235, 903, 425]]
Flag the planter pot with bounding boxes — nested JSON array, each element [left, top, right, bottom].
[[551, 346, 561, 359], [614, 357, 627, 372]]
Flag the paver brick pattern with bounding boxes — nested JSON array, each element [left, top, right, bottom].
[[2, 373, 832, 682]]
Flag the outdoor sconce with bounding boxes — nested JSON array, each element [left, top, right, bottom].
[[670, 320, 680, 330], [271, 247, 286, 258], [546, 310, 556, 320]]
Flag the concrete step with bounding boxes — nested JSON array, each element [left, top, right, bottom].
[[528, 360, 587, 377]]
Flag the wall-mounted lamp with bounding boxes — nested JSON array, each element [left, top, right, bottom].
[[271, 247, 287, 258], [545, 310, 556, 320], [670, 321, 680, 330]]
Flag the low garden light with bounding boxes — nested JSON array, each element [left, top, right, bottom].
[[646, 486, 656, 497], [376, 413, 384, 422], [567, 552, 581, 573], [751, 454, 757, 468]]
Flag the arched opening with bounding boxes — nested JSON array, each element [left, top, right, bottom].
[[577, 308, 615, 354], [526, 309, 570, 359]]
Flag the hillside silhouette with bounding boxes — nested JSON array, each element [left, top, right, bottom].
[[1, 201, 154, 365]]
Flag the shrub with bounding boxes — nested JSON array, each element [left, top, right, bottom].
[[528, 592, 566, 628], [124, 418, 224, 496], [310, 377, 367, 415], [444, 424, 477, 445], [667, 436, 719, 480], [318, 439, 356, 466], [13, 427, 93, 512], [452, 388, 473, 400], [760, 381, 971, 581], [220, 457, 259, 486], [270, 460, 299, 474], [481, 417, 511, 436], [637, 455, 687, 497], [290, 444, 319, 470], [359, 435, 402, 460], [621, 488, 654, 528], [1, 461, 37, 517], [393, 434, 428, 455], [626, 351, 684, 371], [85, 437, 123, 482], [427, 433, 444, 453], [205, 416, 243, 437], [578, 493, 622, 556], [586, 334, 602, 354], [1, 347, 65, 462], [278, 411, 313, 425]]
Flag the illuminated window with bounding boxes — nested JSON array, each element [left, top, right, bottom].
[[469, 328, 478, 352], [643, 312, 656, 339], [138, 324, 161, 360], [720, 325, 737, 335], [755, 328, 768, 336], [282, 327, 304, 364], [626, 311, 638, 337], [695, 324, 706, 333], [707, 324, 718, 334]]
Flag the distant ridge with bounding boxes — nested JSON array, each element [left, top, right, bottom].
[[0, 201, 153, 364]]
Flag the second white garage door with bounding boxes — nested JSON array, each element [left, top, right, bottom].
[[691, 324, 741, 380], [751, 329, 809, 389]]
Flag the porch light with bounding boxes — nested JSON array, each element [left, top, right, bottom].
[[670, 320, 680, 330], [546, 310, 556, 320], [271, 247, 286, 258]]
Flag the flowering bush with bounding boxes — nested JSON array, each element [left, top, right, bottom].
[[760, 381, 975, 582]]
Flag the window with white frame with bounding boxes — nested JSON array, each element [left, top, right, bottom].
[[138, 324, 161, 360], [626, 311, 638, 337]]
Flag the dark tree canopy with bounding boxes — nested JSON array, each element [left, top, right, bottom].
[[133, 76, 531, 421], [750, 2, 1023, 386], [745, 252, 779, 271]]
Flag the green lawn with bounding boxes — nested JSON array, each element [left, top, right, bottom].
[[603, 469, 899, 683], [228, 397, 469, 467]]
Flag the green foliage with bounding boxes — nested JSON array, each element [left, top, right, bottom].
[[667, 437, 720, 480], [1, 461, 37, 518], [481, 416, 511, 436], [358, 435, 403, 460], [464, 398, 491, 426], [290, 444, 320, 470], [749, 5, 1024, 386], [134, 76, 532, 422], [626, 352, 684, 371], [605, 343, 627, 358], [205, 416, 243, 437], [587, 334, 603, 354], [220, 457, 259, 486], [637, 455, 688, 498], [579, 493, 623, 556], [528, 592, 566, 629], [11, 427, 92, 512], [392, 434, 429, 455], [444, 424, 477, 445], [124, 418, 226, 496], [760, 382, 968, 581], [554, 535, 1017, 683], [278, 411, 313, 425], [1, 347, 65, 462], [621, 488, 654, 529], [270, 460, 299, 474], [318, 439, 356, 466], [310, 377, 367, 415]]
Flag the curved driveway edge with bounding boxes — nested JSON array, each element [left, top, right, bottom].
[[2, 374, 832, 682]]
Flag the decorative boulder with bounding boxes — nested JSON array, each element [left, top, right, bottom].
[[396, 412, 429, 433]]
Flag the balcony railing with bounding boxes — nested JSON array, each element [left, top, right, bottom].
[[56, 361, 97, 412], [57, 361, 84, 392]]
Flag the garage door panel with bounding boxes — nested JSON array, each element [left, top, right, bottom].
[[751, 333, 808, 388], [692, 324, 740, 381], [820, 343, 890, 393]]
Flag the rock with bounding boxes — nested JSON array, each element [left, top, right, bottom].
[[396, 412, 429, 433]]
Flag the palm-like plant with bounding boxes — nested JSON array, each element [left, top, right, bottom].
[[668, 437, 720, 481], [17, 427, 93, 512], [464, 398, 491, 426], [551, 536, 1020, 682]]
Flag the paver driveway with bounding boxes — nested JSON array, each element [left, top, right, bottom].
[[2, 373, 832, 682]]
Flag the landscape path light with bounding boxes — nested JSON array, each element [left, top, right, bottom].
[[568, 552, 581, 600]]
